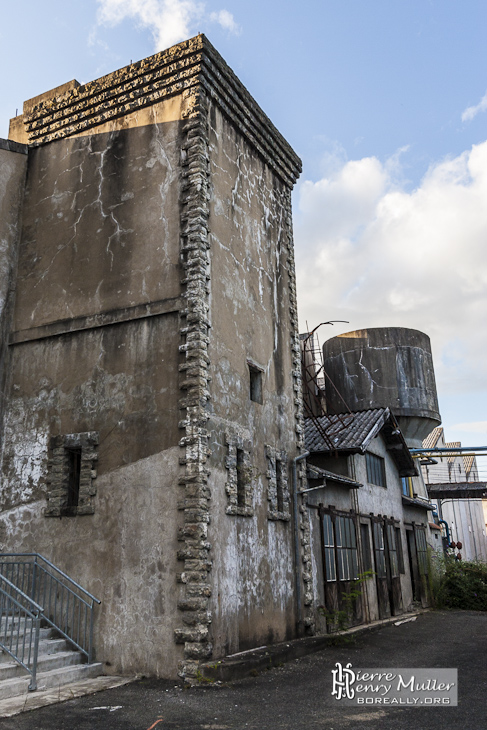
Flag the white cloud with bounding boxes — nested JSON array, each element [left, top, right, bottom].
[[451, 422, 487, 434], [462, 90, 487, 122], [96, 0, 239, 53], [210, 9, 240, 34], [294, 141, 487, 398]]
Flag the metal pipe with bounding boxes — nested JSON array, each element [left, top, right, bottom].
[[410, 446, 487, 454], [292, 451, 309, 634], [299, 484, 326, 494], [437, 519, 450, 543]]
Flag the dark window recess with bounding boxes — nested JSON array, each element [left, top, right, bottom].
[[360, 523, 372, 573], [236, 448, 246, 507], [366, 452, 387, 487], [276, 459, 285, 513], [66, 448, 82, 508], [249, 365, 263, 404], [46, 431, 98, 517]]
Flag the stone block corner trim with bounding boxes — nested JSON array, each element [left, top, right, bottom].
[[175, 101, 213, 684]]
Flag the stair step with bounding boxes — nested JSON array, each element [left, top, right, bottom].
[[0, 627, 54, 643], [0, 650, 84, 682], [0, 662, 104, 701], [0, 638, 68, 664]]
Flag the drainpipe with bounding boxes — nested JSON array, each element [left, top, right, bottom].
[[292, 451, 309, 634], [438, 519, 450, 544]]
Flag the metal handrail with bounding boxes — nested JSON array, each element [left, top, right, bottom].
[[0, 554, 101, 604], [0, 553, 101, 664], [0, 573, 44, 691]]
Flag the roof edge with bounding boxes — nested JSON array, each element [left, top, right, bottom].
[[13, 35, 301, 187]]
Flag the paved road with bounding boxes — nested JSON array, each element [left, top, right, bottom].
[[1, 610, 486, 730]]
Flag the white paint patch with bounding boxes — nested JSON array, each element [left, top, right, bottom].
[[1, 399, 49, 506]]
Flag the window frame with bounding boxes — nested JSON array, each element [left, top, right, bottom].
[[366, 452, 387, 487], [320, 509, 359, 583]]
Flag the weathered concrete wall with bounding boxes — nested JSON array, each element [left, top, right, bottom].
[[205, 104, 300, 654], [1, 102, 184, 676], [13, 120, 181, 332], [0, 35, 304, 681], [0, 141, 28, 438], [0, 447, 183, 677], [2, 314, 181, 508]]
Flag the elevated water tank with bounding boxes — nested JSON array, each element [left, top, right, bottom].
[[323, 327, 441, 447]]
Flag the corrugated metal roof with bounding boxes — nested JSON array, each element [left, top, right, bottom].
[[427, 482, 487, 493], [304, 408, 389, 453]]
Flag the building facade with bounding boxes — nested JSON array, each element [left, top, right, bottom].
[[422, 428, 487, 562], [304, 407, 433, 630], [0, 35, 304, 682]]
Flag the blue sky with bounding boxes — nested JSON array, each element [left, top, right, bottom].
[[1, 1, 486, 467]]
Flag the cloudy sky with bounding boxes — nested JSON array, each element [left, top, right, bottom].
[[1, 1, 486, 464]]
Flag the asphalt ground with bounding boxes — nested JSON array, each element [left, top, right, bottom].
[[0, 609, 485, 730]]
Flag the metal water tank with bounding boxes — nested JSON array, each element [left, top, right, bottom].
[[323, 327, 441, 446]]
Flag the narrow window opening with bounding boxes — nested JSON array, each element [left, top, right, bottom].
[[276, 459, 284, 513], [366, 452, 386, 487], [66, 448, 82, 509], [236, 448, 246, 508], [249, 365, 263, 404]]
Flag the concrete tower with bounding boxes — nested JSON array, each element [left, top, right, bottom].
[[0, 36, 303, 682]]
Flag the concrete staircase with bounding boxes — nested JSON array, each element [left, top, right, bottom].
[[0, 619, 103, 701]]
